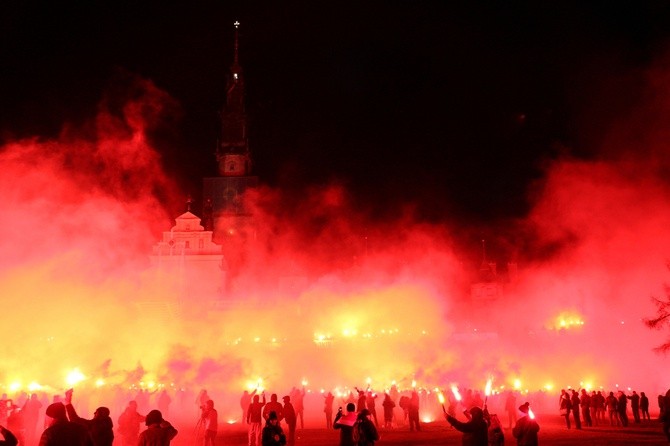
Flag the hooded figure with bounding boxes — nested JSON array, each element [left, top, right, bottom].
[[261, 411, 286, 446], [512, 403, 539, 446], [445, 406, 488, 446], [137, 410, 178, 446], [355, 409, 379, 446]]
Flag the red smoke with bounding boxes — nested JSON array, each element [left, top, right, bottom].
[[1, 63, 670, 425]]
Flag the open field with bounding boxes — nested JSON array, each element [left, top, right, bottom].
[[171, 414, 668, 445]]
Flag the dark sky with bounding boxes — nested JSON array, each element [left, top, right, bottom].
[[2, 1, 670, 226]]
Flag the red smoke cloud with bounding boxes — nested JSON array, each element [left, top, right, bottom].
[[1, 61, 670, 424]]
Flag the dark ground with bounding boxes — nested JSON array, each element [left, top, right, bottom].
[[172, 414, 667, 445]]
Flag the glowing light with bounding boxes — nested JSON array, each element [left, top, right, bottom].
[[366, 377, 372, 385], [544, 383, 554, 391], [227, 419, 237, 424], [451, 385, 462, 401], [301, 379, 308, 386], [8, 382, 21, 392], [342, 328, 358, 337], [412, 380, 417, 388], [95, 379, 105, 387], [548, 311, 585, 330], [529, 407, 535, 420], [438, 393, 445, 404], [28, 381, 43, 392], [485, 378, 493, 397], [66, 368, 86, 386], [513, 379, 521, 390]]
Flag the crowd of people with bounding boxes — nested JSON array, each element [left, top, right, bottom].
[[0, 384, 669, 446], [0, 388, 178, 446]]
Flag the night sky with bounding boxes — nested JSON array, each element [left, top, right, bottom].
[[2, 2, 670, 227]]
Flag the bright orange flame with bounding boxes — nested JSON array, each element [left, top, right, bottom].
[[547, 311, 585, 330], [438, 393, 445, 404]]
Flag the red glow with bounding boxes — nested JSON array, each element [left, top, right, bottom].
[[1, 75, 670, 427]]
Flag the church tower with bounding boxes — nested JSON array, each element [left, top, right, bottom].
[[203, 21, 258, 241]]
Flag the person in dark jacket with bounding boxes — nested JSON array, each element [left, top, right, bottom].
[[355, 409, 379, 446], [445, 406, 488, 446], [512, 402, 539, 446], [64, 389, 113, 446], [282, 396, 296, 446], [616, 391, 629, 427], [570, 390, 582, 429], [558, 390, 571, 429], [334, 403, 357, 446], [39, 402, 93, 446], [627, 391, 641, 423], [261, 411, 286, 446], [640, 392, 650, 421], [137, 410, 177, 446]]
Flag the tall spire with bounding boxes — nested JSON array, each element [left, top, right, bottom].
[[217, 20, 251, 176], [233, 20, 240, 68]]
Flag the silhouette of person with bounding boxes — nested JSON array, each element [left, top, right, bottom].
[[117, 400, 146, 446], [570, 389, 582, 429], [201, 399, 218, 446], [512, 402, 539, 446], [0, 425, 17, 446], [261, 411, 286, 446], [282, 396, 296, 446], [627, 391, 641, 423], [640, 391, 650, 421], [355, 409, 379, 446], [606, 391, 620, 426], [580, 389, 592, 427], [247, 393, 266, 446], [290, 387, 306, 430], [616, 391, 629, 427], [445, 406, 488, 446], [408, 391, 420, 432], [157, 390, 172, 417], [356, 390, 366, 413], [40, 402, 93, 446], [382, 393, 395, 429], [504, 391, 517, 430], [559, 389, 571, 429], [241, 390, 257, 425], [137, 410, 177, 446], [365, 392, 379, 427], [661, 389, 670, 443], [64, 389, 114, 446], [22, 393, 42, 445], [333, 403, 357, 446], [323, 392, 335, 429], [6, 405, 22, 446], [263, 394, 283, 423]]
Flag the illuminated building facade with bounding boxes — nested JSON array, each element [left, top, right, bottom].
[[150, 210, 225, 304]]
